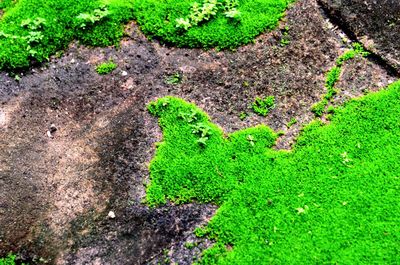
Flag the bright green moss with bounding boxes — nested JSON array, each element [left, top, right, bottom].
[[96, 60, 117, 75], [133, 0, 295, 49], [325, 66, 341, 96], [147, 80, 400, 264], [311, 98, 327, 117], [0, 0, 134, 69], [287, 117, 297, 127], [0, 253, 26, 265], [0, 0, 294, 69], [0, 0, 15, 10], [312, 43, 370, 117], [252, 96, 275, 116]]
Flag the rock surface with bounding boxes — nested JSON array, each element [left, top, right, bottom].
[[319, 0, 400, 73], [0, 0, 397, 264]]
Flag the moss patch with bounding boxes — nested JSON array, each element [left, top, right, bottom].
[[311, 43, 370, 117], [0, 0, 134, 69], [96, 60, 117, 75], [252, 96, 275, 117], [132, 0, 295, 49], [0, 0, 295, 70], [146, 80, 400, 264]]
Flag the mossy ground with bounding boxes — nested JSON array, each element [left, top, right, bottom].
[[0, 0, 134, 69], [0, 0, 294, 70], [147, 80, 400, 264], [0, 0, 398, 264], [133, 0, 295, 49]]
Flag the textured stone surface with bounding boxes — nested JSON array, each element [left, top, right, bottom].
[[319, 0, 400, 72]]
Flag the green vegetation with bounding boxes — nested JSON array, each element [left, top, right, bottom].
[[184, 242, 198, 249], [0, 0, 15, 10], [252, 96, 275, 116], [0, 253, 26, 265], [133, 0, 295, 49], [96, 60, 117, 75], [0, 0, 134, 69], [280, 25, 290, 47], [311, 98, 328, 117], [165, 72, 183, 85], [0, 254, 15, 265], [239, 111, 247, 121], [0, 0, 295, 69], [287, 117, 297, 127], [146, 80, 400, 264], [311, 43, 370, 117], [336, 43, 370, 67]]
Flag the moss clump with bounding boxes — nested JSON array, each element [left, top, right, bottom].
[[132, 0, 295, 50], [0, 0, 15, 10], [146, 80, 400, 264], [252, 96, 275, 116], [0, 0, 134, 70], [312, 43, 370, 117], [0, 253, 26, 265], [0, 0, 295, 69], [96, 60, 117, 75], [287, 117, 297, 127]]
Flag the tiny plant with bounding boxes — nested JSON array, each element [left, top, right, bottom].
[[184, 242, 197, 249], [20, 17, 47, 57], [176, 0, 240, 31], [252, 96, 275, 116], [287, 118, 297, 127], [165, 73, 182, 85], [311, 99, 328, 117], [76, 5, 110, 29], [239, 112, 248, 121], [191, 122, 213, 146], [96, 60, 117, 75], [280, 25, 290, 46], [0, 253, 26, 265]]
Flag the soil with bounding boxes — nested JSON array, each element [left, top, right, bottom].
[[0, 0, 397, 264]]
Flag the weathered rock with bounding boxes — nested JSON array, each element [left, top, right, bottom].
[[0, 0, 397, 264], [319, 0, 400, 73]]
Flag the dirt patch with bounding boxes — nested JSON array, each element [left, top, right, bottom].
[[0, 0, 396, 264]]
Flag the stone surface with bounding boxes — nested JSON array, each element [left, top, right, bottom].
[[0, 0, 397, 264], [319, 0, 400, 73]]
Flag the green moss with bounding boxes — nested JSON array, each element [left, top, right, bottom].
[[0, 254, 15, 265], [336, 43, 370, 67], [239, 111, 248, 121], [0, 0, 134, 70], [184, 242, 198, 249], [165, 72, 182, 85], [0, 0, 15, 10], [146, 80, 400, 264], [0, 0, 295, 69], [252, 96, 275, 116], [325, 66, 341, 98], [312, 43, 370, 117], [96, 60, 117, 75], [311, 99, 327, 117], [287, 117, 297, 127], [0, 254, 26, 265], [132, 0, 295, 50]]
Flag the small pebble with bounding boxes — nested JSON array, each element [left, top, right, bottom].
[[108, 211, 116, 219]]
